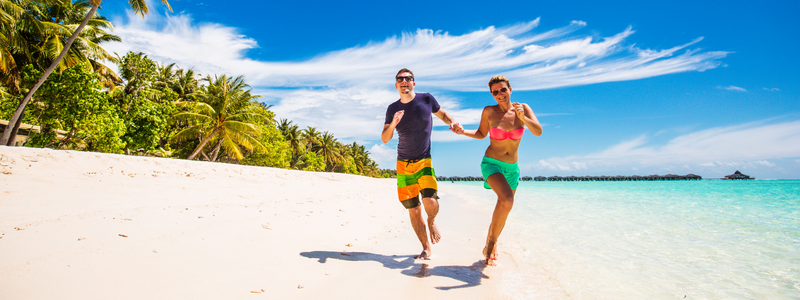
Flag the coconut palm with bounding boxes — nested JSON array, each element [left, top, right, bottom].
[[314, 131, 342, 171], [39, 0, 122, 86], [349, 141, 370, 174], [1, 0, 172, 145], [277, 119, 301, 153], [152, 62, 176, 91], [1, 0, 66, 92], [1, 0, 26, 82], [171, 74, 268, 161], [301, 126, 321, 152], [277, 118, 305, 167], [3, 0, 121, 90], [171, 67, 198, 101]]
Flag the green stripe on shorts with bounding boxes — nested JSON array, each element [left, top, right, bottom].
[[396, 167, 435, 188]]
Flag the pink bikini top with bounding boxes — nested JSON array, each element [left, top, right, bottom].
[[489, 127, 524, 141]]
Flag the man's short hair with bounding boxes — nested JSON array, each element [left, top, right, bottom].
[[488, 75, 511, 90], [396, 68, 414, 78]]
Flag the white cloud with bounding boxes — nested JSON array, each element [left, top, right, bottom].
[[368, 144, 397, 168], [717, 85, 747, 92], [528, 119, 800, 175], [754, 160, 776, 167], [763, 87, 780, 92], [106, 12, 729, 143], [105, 12, 259, 78], [268, 87, 396, 141], [432, 130, 473, 142]]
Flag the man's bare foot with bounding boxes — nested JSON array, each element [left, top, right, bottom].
[[415, 249, 432, 260], [428, 219, 441, 244], [483, 242, 498, 266]]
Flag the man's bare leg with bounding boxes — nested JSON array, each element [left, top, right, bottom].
[[421, 197, 441, 244], [408, 205, 431, 259]]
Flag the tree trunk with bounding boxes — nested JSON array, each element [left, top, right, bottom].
[[0, 3, 99, 146], [210, 139, 223, 162], [187, 127, 220, 160], [5, 110, 25, 146]]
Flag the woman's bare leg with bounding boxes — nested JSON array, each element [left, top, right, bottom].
[[483, 173, 516, 266]]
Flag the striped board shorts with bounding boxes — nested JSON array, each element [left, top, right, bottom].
[[396, 158, 439, 209]]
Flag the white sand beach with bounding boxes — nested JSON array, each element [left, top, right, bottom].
[[0, 146, 514, 299]]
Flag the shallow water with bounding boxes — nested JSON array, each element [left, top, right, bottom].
[[441, 180, 800, 299]]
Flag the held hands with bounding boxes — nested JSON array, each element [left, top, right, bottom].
[[449, 122, 464, 134]]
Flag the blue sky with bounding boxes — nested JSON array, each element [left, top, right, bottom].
[[100, 0, 800, 179]]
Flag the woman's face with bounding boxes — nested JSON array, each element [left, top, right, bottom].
[[490, 82, 512, 104]]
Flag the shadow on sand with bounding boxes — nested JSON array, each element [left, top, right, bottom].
[[300, 251, 489, 290]]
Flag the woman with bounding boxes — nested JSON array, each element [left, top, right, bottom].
[[452, 75, 542, 265]]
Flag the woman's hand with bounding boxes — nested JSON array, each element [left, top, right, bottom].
[[449, 122, 464, 134], [513, 102, 525, 120]]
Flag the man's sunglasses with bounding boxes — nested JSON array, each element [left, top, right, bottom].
[[491, 87, 509, 96], [396, 76, 414, 83]]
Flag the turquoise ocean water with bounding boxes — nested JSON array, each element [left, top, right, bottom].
[[442, 180, 800, 299]]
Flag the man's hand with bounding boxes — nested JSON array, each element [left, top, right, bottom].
[[449, 122, 464, 134], [392, 110, 405, 125]]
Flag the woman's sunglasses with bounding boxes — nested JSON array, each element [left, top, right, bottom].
[[491, 87, 508, 96]]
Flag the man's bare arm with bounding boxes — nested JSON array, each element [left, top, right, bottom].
[[382, 110, 404, 143]]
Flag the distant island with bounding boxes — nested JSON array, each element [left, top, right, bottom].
[[439, 171, 757, 182], [438, 173, 703, 182]]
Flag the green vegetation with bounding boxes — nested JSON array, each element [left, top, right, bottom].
[[0, 0, 393, 177]]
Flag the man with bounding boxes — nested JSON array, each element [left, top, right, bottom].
[[381, 68, 462, 259]]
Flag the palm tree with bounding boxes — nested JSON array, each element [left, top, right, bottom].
[[315, 131, 342, 171], [39, 0, 122, 87], [1, 0, 172, 145], [171, 67, 198, 101], [152, 62, 176, 91], [1, 0, 66, 92], [171, 74, 268, 161], [301, 126, 321, 152], [1, 0, 27, 85], [277, 118, 305, 167], [350, 142, 370, 174]]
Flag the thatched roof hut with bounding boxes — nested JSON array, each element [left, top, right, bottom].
[[724, 170, 753, 180]]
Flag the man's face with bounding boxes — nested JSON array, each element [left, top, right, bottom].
[[395, 72, 415, 94]]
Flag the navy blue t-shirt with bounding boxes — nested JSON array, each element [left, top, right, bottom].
[[384, 93, 441, 160]]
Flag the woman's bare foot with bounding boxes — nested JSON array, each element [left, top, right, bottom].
[[483, 242, 498, 266], [415, 249, 432, 260], [428, 219, 441, 244]]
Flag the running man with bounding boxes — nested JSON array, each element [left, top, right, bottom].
[[381, 68, 462, 259]]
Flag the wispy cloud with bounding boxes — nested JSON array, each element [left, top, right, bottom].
[[717, 85, 747, 92], [527, 119, 800, 176], [106, 11, 729, 145], [763, 87, 780, 92], [108, 14, 729, 91]]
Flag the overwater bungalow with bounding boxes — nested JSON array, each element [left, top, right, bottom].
[[438, 173, 703, 182], [724, 170, 754, 180]]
